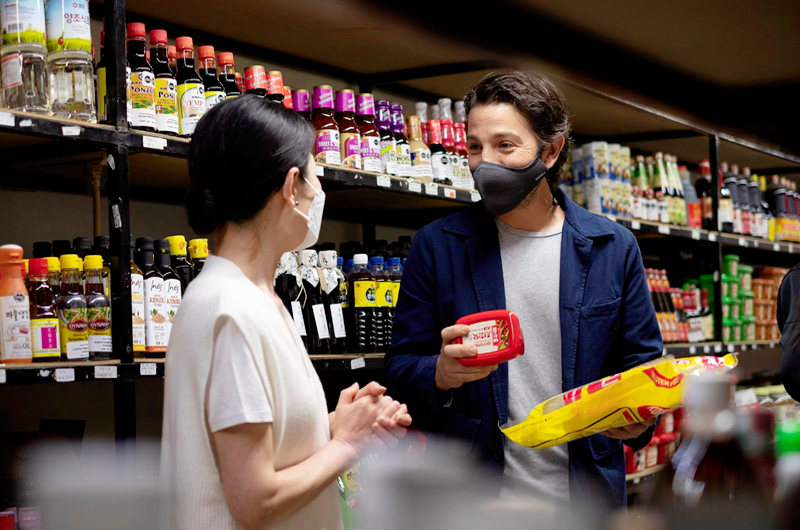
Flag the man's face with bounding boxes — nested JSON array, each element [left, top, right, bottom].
[[467, 103, 540, 171]]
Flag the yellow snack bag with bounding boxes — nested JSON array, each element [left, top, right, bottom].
[[502, 354, 737, 449]]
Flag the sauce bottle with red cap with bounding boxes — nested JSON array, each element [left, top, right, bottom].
[[336, 90, 361, 169], [28, 258, 60, 363], [356, 94, 382, 173], [235, 72, 244, 94], [312, 85, 341, 166], [175, 37, 205, 136], [0, 245, 32, 364], [198, 45, 225, 110], [283, 86, 293, 109], [149, 29, 179, 135], [126, 23, 156, 131], [293, 89, 311, 121], [265, 70, 284, 104], [244, 65, 267, 98], [217, 53, 241, 99]]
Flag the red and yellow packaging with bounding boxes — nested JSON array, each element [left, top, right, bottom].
[[502, 353, 737, 449], [453, 310, 524, 367]]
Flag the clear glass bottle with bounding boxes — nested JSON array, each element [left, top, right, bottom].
[[1, 44, 49, 113]]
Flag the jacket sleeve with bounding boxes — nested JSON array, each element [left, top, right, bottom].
[[385, 226, 452, 433], [778, 269, 800, 401], [618, 234, 664, 451]]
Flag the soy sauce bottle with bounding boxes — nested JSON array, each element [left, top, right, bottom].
[[347, 253, 377, 353], [275, 252, 307, 350], [299, 250, 331, 354], [126, 23, 156, 132], [166, 235, 194, 292], [319, 251, 347, 354], [175, 37, 205, 137], [149, 29, 179, 136], [28, 258, 61, 363], [370, 256, 392, 352], [198, 46, 226, 111], [217, 52, 241, 99]]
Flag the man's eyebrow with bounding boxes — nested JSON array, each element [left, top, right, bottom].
[[466, 132, 524, 142]]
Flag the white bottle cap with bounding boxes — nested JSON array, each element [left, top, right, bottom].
[[353, 253, 369, 266], [299, 250, 318, 268], [319, 250, 338, 267]]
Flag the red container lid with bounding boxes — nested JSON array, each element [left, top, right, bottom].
[[454, 310, 524, 367], [198, 45, 215, 60], [167, 45, 177, 59], [175, 36, 193, 51], [100, 30, 104, 47], [647, 435, 661, 447], [266, 70, 284, 95], [127, 22, 146, 38], [149, 29, 167, 45], [29, 258, 48, 276], [283, 86, 293, 109], [217, 52, 234, 66]]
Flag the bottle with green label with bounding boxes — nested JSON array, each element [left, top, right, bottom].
[[175, 36, 205, 137], [125, 22, 155, 131], [198, 45, 225, 111], [148, 29, 178, 135], [1, 0, 49, 113]]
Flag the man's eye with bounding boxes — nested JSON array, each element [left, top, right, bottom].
[[500, 143, 513, 149], [469, 144, 481, 151]]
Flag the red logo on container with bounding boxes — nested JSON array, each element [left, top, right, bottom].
[[266, 72, 283, 95], [587, 374, 622, 394], [244, 68, 267, 91], [68, 319, 88, 333], [638, 405, 670, 420], [643, 367, 684, 388], [90, 318, 111, 332], [563, 387, 583, 405]]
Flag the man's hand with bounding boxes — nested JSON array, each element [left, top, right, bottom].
[[600, 417, 657, 440], [434, 325, 498, 392]]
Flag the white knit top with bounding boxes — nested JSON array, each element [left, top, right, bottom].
[[160, 256, 342, 530]]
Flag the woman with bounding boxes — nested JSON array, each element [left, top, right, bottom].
[[161, 95, 412, 530], [778, 265, 800, 400]]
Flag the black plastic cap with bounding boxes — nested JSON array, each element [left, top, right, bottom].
[[33, 241, 52, 258], [136, 237, 154, 251]]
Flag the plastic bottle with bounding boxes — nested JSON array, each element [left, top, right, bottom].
[[130, 235, 145, 356], [275, 252, 307, 350], [189, 238, 208, 276], [375, 99, 398, 176], [175, 36, 205, 137], [0, 245, 32, 363], [370, 257, 391, 352], [386, 257, 402, 341], [56, 254, 88, 362], [427, 119, 451, 185], [125, 23, 155, 131], [335, 90, 361, 169], [0, 0, 49, 113], [292, 89, 311, 121], [356, 93, 382, 173], [166, 235, 194, 292], [299, 250, 330, 354], [149, 29, 179, 135], [28, 258, 60, 362], [84, 255, 111, 360], [136, 237, 166, 358], [216, 52, 241, 99], [319, 250, 346, 353], [390, 103, 412, 177], [198, 45, 225, 111], [312, 85, 341, 166], [348, 254, 377, 353]]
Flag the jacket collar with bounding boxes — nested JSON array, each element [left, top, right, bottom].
[[442, 189, 615, 240]]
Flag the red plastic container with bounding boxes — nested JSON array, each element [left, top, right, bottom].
[[453, 310, 524, 367]]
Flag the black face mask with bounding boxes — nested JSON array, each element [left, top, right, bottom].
[[471, 156, 549, 216]]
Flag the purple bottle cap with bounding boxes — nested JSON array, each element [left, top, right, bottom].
[[312, 85, 334, 110], [356, 93, 375, 116], [336, 90, 356, 113], [390, 104, 405, 134], [292, 90, 310, 112]]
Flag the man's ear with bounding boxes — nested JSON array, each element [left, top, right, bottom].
[[281, 167, 302, 208], [542, 136, 566, 169]]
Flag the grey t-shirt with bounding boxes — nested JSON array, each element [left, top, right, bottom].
[[496, 218, 570, 505]]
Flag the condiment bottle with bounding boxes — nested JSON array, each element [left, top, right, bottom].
[[96, 30, 108, 121], [198, 45, 225, 111], [292, 89, 311, 122], [167, 45, 177, 76], [130, 235, 145, 357], [149, 29, 179, 135], [166, 235, 194, 292], [84, 255, 112, 360], [46, 257, 61, 297], [0, 0, 49, 114], [427, 119, 452, 185], [347, 253, 377, 354], [92, 235, 112, 298], [216, 52, 241, 99], [356, 94, 382, 173], [299, 250, 330, 355], [56, 254, 88, 362], [454, 121, 471, 185], [390, 103, 412, 177], [265, 70, 284, 105], [155, 239, 182, 346], [189, 238, 208, 276], [370, 257, 392, 352], [235, 71, 244, 94], [312, 85, 341, 166], [244, 65, 267, 97], [319, 250, 347, 353], [275, 252, 307, 350], [335, 89, 361, 169], [175, 36, 205, 137], [376, 100, 398, 176], [416, 102, 429, 145], [28, 258, 60, 363], [438, 98, 461, 183], [386, 257, 402, 315], [407, 115, 433, 182], [126, 23, 156, 131], [72, 237, 91, 260], [136, 237, 166, 358], [0, 245, 32, 363], [283, 86, 293, 109]]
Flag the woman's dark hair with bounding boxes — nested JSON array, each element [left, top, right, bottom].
[[464, 71, 571, 196], [186, 95, 315, 234]]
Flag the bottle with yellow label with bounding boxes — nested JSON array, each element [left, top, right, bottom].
[[347, 254, 377, 354], [28, 258, 60, 362], [126, 23, 156, 131], [175, 36, 206, 137], [130, 235, 146, 356], [198, 46, 226, 111], [148, 29, 179, 135], [85, 255, 112, 360], [56, 254, 89, 361], [371, 257, 393, 353], [189, 238, 209, 277]]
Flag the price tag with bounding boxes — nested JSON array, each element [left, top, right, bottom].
[[18, 119, 31, 127], [774, 243, 781, 252], [661, 348, 667, 357], [631, 221, 641, 230], [94, 365, 118, 379], [444, 188, 457, 199], [727, 344, 735, 353], [142, 135, 167, 150], [408, 181, 422, 193], [753, 240, 760, 248], [425, 183, 439, 196], [350, 357, 366, 370], [735, 388, 759, 407], [316, 165, 324, 177], [709, 233, 718, 242], [713, 270, 720, 282], [112, 204, 122, 229], [61, 126, 81, 136], [691, 230, 701, 241], [470, 191, 481, 202], [689, 346, 697, 354], [738, 238, 748, 248], [0, 369, 6, 384], [140, 363, 157, 376], [703, 345, 711, 354], [657, 225, 671, 235], [55, 368, 75, 383], [0, 112, 14, 127], [741, 344, 749, 351], [376, 175, 391, 188], [714, 344, 723, 353], [770, 343, 776, 348], [790, 244, 795, 254]]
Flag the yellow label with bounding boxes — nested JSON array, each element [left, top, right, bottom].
[[354, 280, 377, 308], [97, 66, 107, 120], [339, 282, 349, 309], [205, 90, 226, 110], [376, 281, 393, 308], [391, 282, 400, 308], [130, 71, 156, 128], [58, 308, 89, 360], [154, 77, 179, 134], [177, 82, 206, 136]]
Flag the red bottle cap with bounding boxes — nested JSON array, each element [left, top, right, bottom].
[[29, 258, 49, 276], [167, 45, 177, 59], [453, 310, 525, 367], [217, 52, 234, 67], [244, 66, 267, 91], [428, 119, 443, 144], [198, 45, 215, 60], [283, 86, 293, 109], [127, 22, 146, 39], [175, 36, 193, 51], [266, 70, 284, 95], [149, 29, 167, 45]]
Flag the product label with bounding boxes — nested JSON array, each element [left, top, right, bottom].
[[311, 304, 330, 340], [0, 53, 23, 89], [330, 304, 346, 338], [177, 82, 206, 135], [31, 317, 59, 358], [658, 201, 669, 224], [411, 150, 432, 178], [131, 273, 145, 352], [380, 138, 398, 175], [290, 301, 307, 336], [1, 0, 46, 46], [1, 293, 31, 361], [204, 89, 225, 110], [396, 144, 411, 177], [144, 277, 166, 353], [341, 133, 361, 169], [87, 306, 112, 353], [361, 135, 381, 173], [390, 281, 399, 308], [154, 77, 179, 134], [129, 71, 156, 129], [97, 65, 107, 120], [463, 319, 509, 354], [164, 278, 181, 344], [44, 0, 91, 53], [431, 152, 451, 182], [126, 66, 132, 113], [58, 307, 88, 360], [354, 280, 377, 308], [315, 130, 341, 165], [376, 281, 393, 308]]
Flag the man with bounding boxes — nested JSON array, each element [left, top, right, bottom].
[[385, 71, 662, 508]]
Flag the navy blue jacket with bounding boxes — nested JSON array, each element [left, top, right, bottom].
[[778, 265, 800, 400], [385, 190, 663, 508]]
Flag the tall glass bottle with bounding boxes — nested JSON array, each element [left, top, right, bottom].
[[292, 89, 311, 121], [72, 237, 91, 259], [56, 254, 88, 362], [299, 250, 330, 355], [165, 235, 194, 292], [28, 258, 60, 363], [130, 235, 145, 357], [275, 252, 308, 350], [390, 103, 412, 177], [376, 99, 398, 176], [175, 36, 205, 137], [216, 52, 241, 98], [167, 45, 177, 76], [189, 238, 208, 276], [695, 159, 714, 230], [738, 167, 752, 236], [84, 255, 111, 360], [148, 29, 178, 135], [312, 85, 341, 166], [135, 237, 166, 358], [92, 236, 111, 298], [427, 119, 451, 185], [454, 121, 471, 186], [356, 93, 382, 173], [407, 115, 432, 182], [1, 0, 49, 113], [155, 239, 181, 346], [438, 98, 461, 184], [46, 257, 60, 298], [335, 90, 361, 169], [319, 251, 347, 354], [125, 23, 155, 131], [197, 45, 225, 111], [347, 253, 377, 354]]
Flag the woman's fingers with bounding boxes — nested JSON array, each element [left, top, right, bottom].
[[355, 381, 386, 400], [337, 383, 360, 408], [372, 422, 400, 448]]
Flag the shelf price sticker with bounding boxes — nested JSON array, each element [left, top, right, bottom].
[[691, 230, 701, 241], [703, 345, 711, 354], [140, 363, 157, 376], [0, 112, 14, 127], [55, 368, 75, 383], [727, 344, 735, 353], [631, 221, 641, 230], [94, 366, 118, 379], [316, 165, 325, 177], [0, 369, 5, 384], [425, 183, 439, 196], [444, 188, 457, 199], [689, 346, 697, 354], [714, 344, 723, 353], [708, 233, 718, 242], [657, 225, 671, 235], [790, 244, 796, 254], [774, 243, 781, 252], [408, 181, 422, 193], [350, 357, 366, 370], [738, 238, 748, 248], [61, 126, 81, 136], [376, 175, 391, 189], [142, 136, 167, 150], [470, 191, 481, 203]]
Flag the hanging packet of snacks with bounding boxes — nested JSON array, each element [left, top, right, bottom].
[[502, 354, 737, 449]]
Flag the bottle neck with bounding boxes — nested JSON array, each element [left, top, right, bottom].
[[86, 269, 103, 285], [62, 269, 82, 289], [127, 37, 147, 59]]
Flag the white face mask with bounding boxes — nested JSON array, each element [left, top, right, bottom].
[[291, 177, 326, 251]]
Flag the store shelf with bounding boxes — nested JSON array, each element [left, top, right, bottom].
[[627, 463, 667, 485], [664, 341, 780, 358], [0, 359, 120, 385], [719, 233, 798, 255], [309, 353, 386, 372]]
